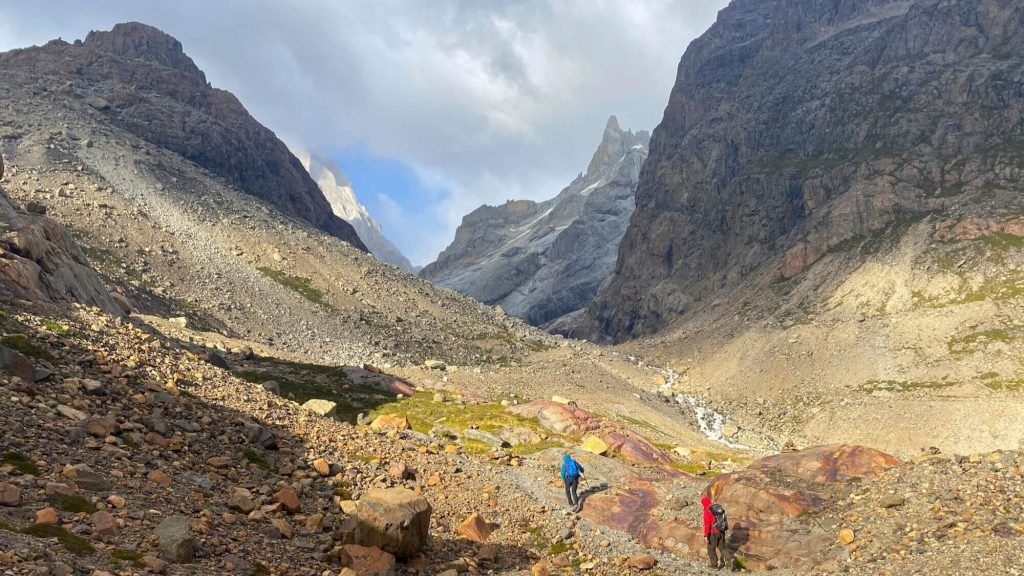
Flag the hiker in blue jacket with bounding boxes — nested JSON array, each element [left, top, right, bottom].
[[560, 452, 585, 512]]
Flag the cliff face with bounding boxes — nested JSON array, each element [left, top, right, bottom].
[[0, 22, 366, 250], [421, 117, 649, 327], [580, 0, 1024, 341]]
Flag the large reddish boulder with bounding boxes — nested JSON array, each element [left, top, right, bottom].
[[746, 444, 901, 483], [700, 444, 902, 570], [599, 429, 672, 465], [506, 400, 601, 435]]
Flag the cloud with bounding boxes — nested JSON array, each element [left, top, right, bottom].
[[0, 0, 727, 263]]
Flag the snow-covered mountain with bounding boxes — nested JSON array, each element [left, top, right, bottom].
[[294, 149, 417, 272]]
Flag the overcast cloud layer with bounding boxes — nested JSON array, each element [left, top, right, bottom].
[[0, 1, 726, 264]]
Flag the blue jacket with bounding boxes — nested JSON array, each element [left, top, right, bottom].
[[560, 454, 584, 481]]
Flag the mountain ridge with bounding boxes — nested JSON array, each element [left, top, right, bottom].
[[0, 21, 367, 252], [420, 116, 649, 327], [579, 0, 1024, 342]]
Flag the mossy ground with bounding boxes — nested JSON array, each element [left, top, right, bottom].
[[0, 334, 54, 362], [256, 267, 331, 309], [241, 447, 272, 470], [858, 379, 957, 393], [19, 523, 96, 555], [234, 358, 385, 423], [2, 451, 41, 476], [948, 327, 1017, 355], [110, 548, 144, 567], [367, 392, 568, 456], [47, 493, 96, 514]]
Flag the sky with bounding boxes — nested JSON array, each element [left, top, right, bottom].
[[0, 1, 726, 265]]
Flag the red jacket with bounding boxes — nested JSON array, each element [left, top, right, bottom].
[[702, 496, 719, 537]]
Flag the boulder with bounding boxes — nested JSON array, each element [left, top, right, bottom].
[[599, 429, 671, 464], [73, 468, 110, 492], [84, 415, 120, 437], [156, 515, 194, 563], [506, 400, 601, 435], [228, 488, 258, 513], [423, 359, 446, 371], [371, 414, 411, 431], [747, 444, 901, 483], [456, 513, 492, 543], [0, 347, 34, 382], [342, 545, 397, 576], [626, 555, 657, 570], [355, 487, 432, 558], [36, 507, 59, 525], [500, 427, 543, 446], [91, 510, 118, 537], [272, 486, 301, 513], [580, 436, 609, 456], [301, 399, 337, 417], [463, 428, 509, 448], [0, 482, 21, 506]]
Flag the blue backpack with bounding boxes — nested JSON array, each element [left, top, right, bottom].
[[564, 458, 580, 478]]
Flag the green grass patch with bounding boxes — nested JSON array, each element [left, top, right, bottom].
[[948, 328, 1016, 355], [241, 447, 272, 471], [859, 379, 957, 393], [548, 540, 573, 555], [47, 493, 96, 514], [256, 267, 332, 309], [979, 371, 1000, 380], [983, 379, 1024, 392], [367, 392, 567, 455], [41, 319, 70, 334], [234, 363, 366, 423], [110, 548, 145, 567], [1, 334, 54, 362], [619, 414, 666, 437], [2, 451, 41, 476], [20, 523, 96, 555]]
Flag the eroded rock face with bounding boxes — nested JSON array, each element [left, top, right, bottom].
[[0, 189, 120, 314], [0, 23, 366, 251], [421, 116, 649, 328], [582, 0, 1024, 341]]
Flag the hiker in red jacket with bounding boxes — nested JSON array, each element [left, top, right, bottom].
[[702, 496, 729, 570]]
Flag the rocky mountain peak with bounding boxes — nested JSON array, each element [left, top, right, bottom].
[[585, 115, 649, 185], [84, 22, 207, 83], [422, 117, 648, 328]]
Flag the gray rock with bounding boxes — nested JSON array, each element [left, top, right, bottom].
[[301, 399, 337, 417], [462, 428, 510, 448], [261, 380, 281, 395], [74, 468, 109, 492], [156, 515, 194, 563], [205, 350, 229, 370], [0, 347, 34, 382], [86, 97, 110, 110]]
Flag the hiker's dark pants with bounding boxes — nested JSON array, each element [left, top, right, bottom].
[[564, 475, 579, 506], [707, 531, 728, 568]]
